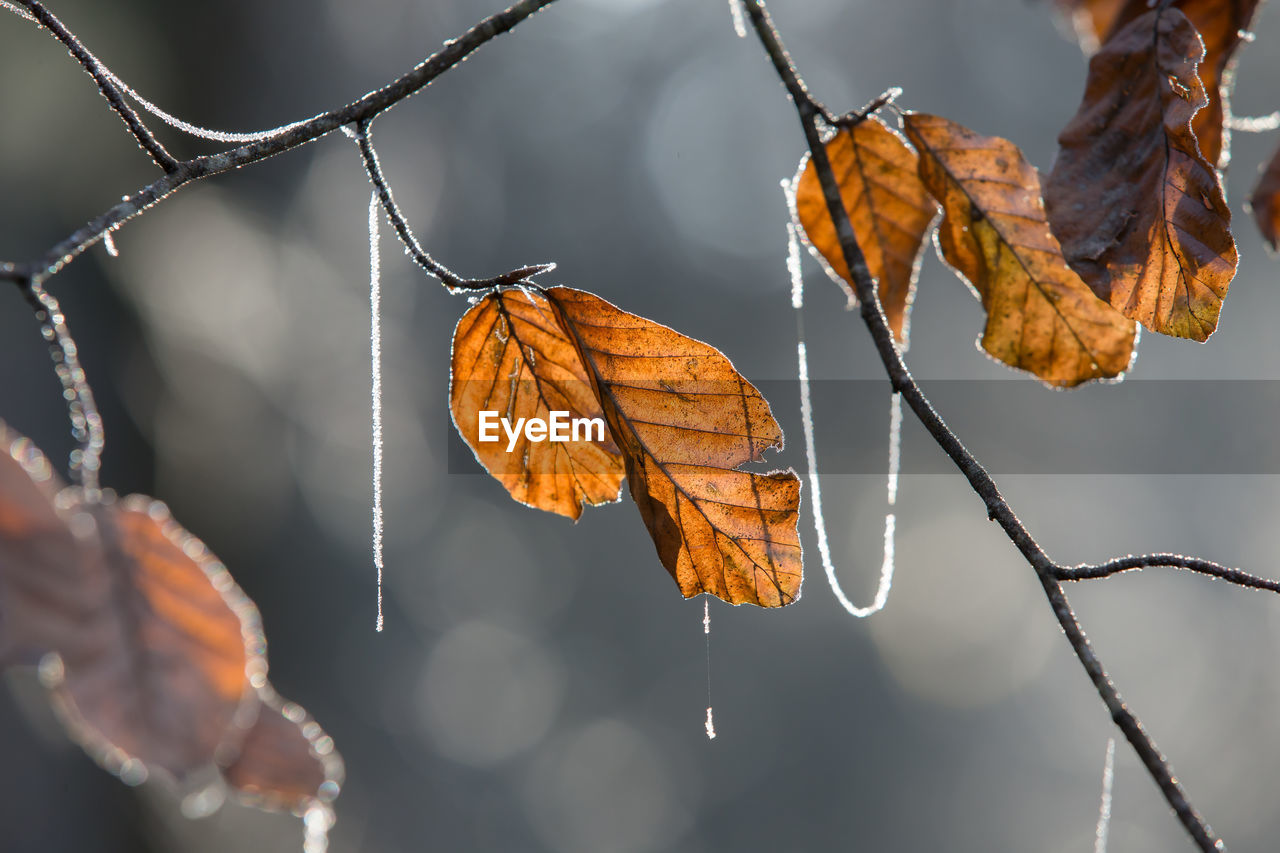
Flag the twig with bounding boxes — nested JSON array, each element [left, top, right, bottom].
[[16, 0, 179, 172], [1060, 554, 1280, 594], [0, 0, 560, 287], [742, 1, 1223, 850], [20, 279, 103, 491], [832, 87, 902, 129], [351, 121, 553, 291]]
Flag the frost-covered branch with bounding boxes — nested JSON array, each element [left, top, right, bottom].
[[1059, 554, 1280, 594], [16, 0, 179, 172], [742, 1, 1222, 849], [0, 0, 560, 287]]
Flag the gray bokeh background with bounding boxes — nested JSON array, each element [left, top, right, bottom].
[[3, 1, 1280, 851]]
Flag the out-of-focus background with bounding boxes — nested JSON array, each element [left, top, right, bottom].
[[3, 1, 1280, 851]]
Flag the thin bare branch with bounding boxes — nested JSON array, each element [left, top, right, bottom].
[[0, 0, 560, 287], [742, 1, 1223, 850], [16, 0, 179, 172], [20, 280, 103, 491], [351, 121, 553, 291], [1060, 554, 1280, 594]]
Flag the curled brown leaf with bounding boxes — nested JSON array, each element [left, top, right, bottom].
[[1062, 0, 1262, 169], [0, 423, 340, 814], [903, 113, 1136, 387], [1045, 7, 1238, 341]]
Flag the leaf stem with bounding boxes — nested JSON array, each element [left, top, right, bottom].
[[351, 121, 553, 291]]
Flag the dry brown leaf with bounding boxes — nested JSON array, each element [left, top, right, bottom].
[[1045, 7, 1238, 342], [1249, 142, 1280, 252], [221, 684, 344, 814], [793, 116, 938, 343], [1069, 0, 1262, 168], [543, 287, 802, 607], [902, 113, 1137, 387], [0, 425, 262, 783], [451, 288, 626, 520]]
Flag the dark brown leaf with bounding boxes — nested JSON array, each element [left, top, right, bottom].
[[451, 288, 626, 520], [793, 116, 939, 343], [1045, 7, 1238, 341], [0, 425, 263, 783], [221, 684, 344, 814], [544, 287, 802, 607], [1068, 0, 1262, 168], [1249, 142, 1280, 251], [903, 113, 1137, 387]]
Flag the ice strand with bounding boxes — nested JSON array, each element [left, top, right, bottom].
[[0, 1, 308, 143], [727, 0, 748, 38], [703, 599, 715, 739], [303, 802, 335, 853], [368, 192, 385, 633], [1227, 111, 1280, 132], [789, 221, 896, 617], [1094, 737, 1116, 853], [104, 66, 312, 143]]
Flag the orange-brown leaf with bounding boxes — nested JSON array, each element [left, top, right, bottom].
[[1249, 142, 1280, 252], [451, 288, 626, 520], [544, 287, 802, 607], [0, 426, 262, 783], [1045, 7, 1238, 341], [902, 113, 1137, 387], [793, 116, 938, 343], [221, 684, 344, 814]]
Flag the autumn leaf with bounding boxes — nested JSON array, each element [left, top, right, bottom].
[[221, 684, 343, 814], [451, 288, 626, 520], [793, 116, 938, 343], [0, 423, 341, 807], [1045, 7, 1238, 341], [902, 113, 1136, 387], [542, 287, 802, 607], [1059, 0, 1262, 169], [1249, 142, 1280, 252], [0, 434, 261, 781]]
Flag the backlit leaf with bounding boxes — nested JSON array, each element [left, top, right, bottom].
[[1249, 142, 1280, 251], [451, 288, 626, 520], [544, 287, 802, 607], [793, 116, 938, 343], [221, 684, 344, 814], [0, 425, 262, 783], [902, 113, 1137, 387], [1045, 7, 1238, 341]]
